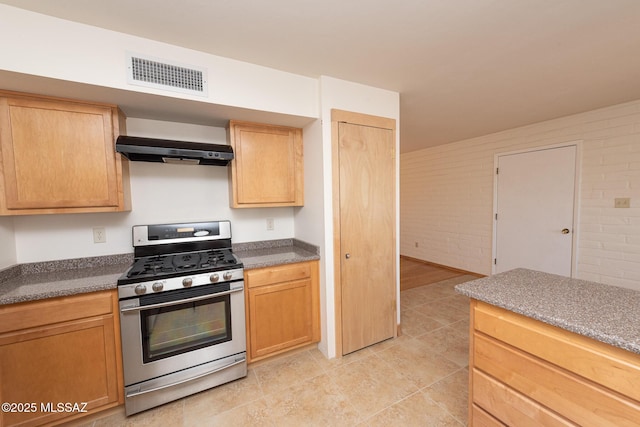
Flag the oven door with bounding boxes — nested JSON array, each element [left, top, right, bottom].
[[119, 281, 246, 386]]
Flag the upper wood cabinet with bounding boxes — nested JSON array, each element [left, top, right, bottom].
[[228, 120, 303, 208], [0, 90, 130, 215]]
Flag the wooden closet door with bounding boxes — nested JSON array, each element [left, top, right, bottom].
[[338, 121, 396, 355]]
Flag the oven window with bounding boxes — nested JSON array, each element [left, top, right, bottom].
[[141, 294, 232, 363]]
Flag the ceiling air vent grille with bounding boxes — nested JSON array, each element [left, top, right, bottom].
[[127, 53, 208, 97]]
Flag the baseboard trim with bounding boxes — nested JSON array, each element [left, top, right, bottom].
[[400, 255, 485, 278]]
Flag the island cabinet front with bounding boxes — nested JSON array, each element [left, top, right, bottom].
[[469, 300, 640, 427]]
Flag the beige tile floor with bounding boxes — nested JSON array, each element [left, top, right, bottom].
[[77, 275, 475, 426]]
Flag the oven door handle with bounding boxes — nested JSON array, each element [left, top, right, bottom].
[[125, 357, 246, 399], [120, 287, 243, 313]]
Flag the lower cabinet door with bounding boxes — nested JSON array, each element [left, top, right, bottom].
[[0, 315, 120, 427], [248, 278, 316, 361]]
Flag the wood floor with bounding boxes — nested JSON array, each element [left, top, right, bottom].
[[400, 256, 472, 291]]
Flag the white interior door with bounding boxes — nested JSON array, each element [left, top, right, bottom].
[[494, 145, 576, 276]]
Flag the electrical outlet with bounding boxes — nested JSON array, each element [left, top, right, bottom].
[[93, 227, 106, 243], [615, 198, 631, 208], [266, 218, 274, 231]]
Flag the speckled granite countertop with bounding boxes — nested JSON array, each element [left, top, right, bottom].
[[455, 268, 640, 355], [0, 239, 320, 306], [0, 254, 133, 306], [233, 238, 320, 269]]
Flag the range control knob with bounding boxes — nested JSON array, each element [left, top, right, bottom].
[[210, 273, 220, 283], [134, 284, 147, 295], [223, 271, 233, 281], [182, 277, 193, 287], [152, 282, 164, 292]]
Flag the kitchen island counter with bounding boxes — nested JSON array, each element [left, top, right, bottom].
[[455, 268, 640, 354], [457, 269, 640, 426]]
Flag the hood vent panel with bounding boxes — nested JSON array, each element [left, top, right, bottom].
[[127, 53, 208, 96], [116, 136, 233, 166]]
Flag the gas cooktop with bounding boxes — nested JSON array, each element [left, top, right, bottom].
[[120, 249, 241, 284], [117, 220, 243, 288]]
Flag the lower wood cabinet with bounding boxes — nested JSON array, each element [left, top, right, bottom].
[[245, 261, 320, 363], [0, 290, 123, 427], [469, 300, 640, 427]]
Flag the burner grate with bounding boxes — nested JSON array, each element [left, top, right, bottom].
[[125, 249, 240, 279]]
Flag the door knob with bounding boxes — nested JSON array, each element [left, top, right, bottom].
[[345, 253, 351, 259], [561, 228, 570, 234]]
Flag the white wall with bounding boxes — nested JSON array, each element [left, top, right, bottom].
[[0, 5, 317, 119], [0, 217, 16, 268], [0, 5, 318, 264], [318, 76, 401, 358], [294, 115, 326, 354], [8, 78, 400, 360], [401, 100, 640, 291], [13, 118, 296, 263], [0, 6, 403, 360]]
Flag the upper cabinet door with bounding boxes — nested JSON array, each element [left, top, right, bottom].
[[0, 91, 130, 215], [228, 120, 304, 208]]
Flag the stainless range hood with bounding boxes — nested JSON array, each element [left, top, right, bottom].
[[116, 135, 234, 166]]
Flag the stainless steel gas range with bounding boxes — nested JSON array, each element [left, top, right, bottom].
[[117, 220, 246, 415]]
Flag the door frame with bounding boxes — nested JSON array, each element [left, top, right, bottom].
[[331, 109, 397, 357], [491, 141, 582, 276]]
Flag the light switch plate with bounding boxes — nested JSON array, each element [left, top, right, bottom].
[[614, 198, 631, 208]]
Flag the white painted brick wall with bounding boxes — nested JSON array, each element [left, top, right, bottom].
[[401, 99, 640, 290]]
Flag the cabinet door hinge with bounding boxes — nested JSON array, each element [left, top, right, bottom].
[[496, 167, 499, 175], [494, 258, 497, 265]]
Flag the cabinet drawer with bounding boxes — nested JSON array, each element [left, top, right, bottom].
[[475, 333, 640, 427], [0, 290, 115, 334], [473, 369, 575, 427], [474, 301, 640, 402], [471, 404, 506, 427], [246, 263, 311, 288]]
